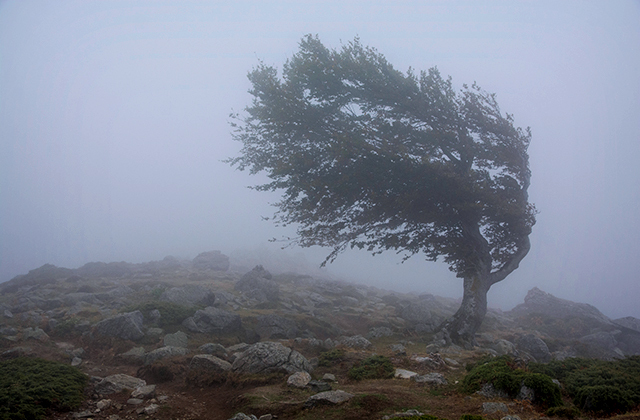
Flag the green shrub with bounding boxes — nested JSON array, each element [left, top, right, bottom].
[[0, 357, 87, 420], [463, 355, 562, 408], [318, 348, 346, 367], [347, 355, 395, 381], [546, 406, 581, 419], [531, 356, 640, 415], [459, 415, 483, 420]]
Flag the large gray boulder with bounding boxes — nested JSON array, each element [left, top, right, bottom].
[[516, 334, 551, 362], [232, 341, 311, 374], [305, 390, 354, 407], [144, 346, 189, 365], [94, 374, 146, 395], [94, 311, 145, 341], [189, 354, 232, 372], [160, 284, 216, 307], [256, 314, 298, 339], [235, 265, 279, 302], [182, 307, 242, 334], [192, 251, 230, 271]]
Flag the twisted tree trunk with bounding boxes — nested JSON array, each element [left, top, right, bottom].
[[439, 274, 490, 348]]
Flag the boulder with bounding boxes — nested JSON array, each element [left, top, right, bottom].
[[144, 346, 189, 365], [235, 266, 279, 302], [491, 339, 518, 356], [337, 335, 372, 349], [160, 284, 216, 307], [516, 334, 551, 362], [190, 354, 232, 372], [163, 331, 188, 348], [287, 371, 311, 388], [305, 390, 354, 407], [94, 311, 145, 341], [182, 307, 242, 334], [256, 314, 298, 339], [413, 373, 448, 385], [94, 374, 146, 395], [192, 251, 230, 271], [198, 343, 228, 358], [395, 368, 418, 379], [482, 402, 508, 414], [131, 385, 156, 399], [232, 341, 311, 374]]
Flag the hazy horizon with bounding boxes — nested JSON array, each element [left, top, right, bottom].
[[1, 1, 639, 320]]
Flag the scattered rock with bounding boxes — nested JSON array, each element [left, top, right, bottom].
[[192, 250, 230, 271], [287, 371, 311, 388], [131, 384, 156, 399], [94, 374, 146, 395], [163, 330, 189, 348], [256, 314, 298, 339], [160, 284, 216, 307], [232, 341, 311, 374], [94, 311, 145, 341], [235, 265, 279, 302], [307, 380, 332, 392], [144, 346, 189, 365], [483, 402, 509, 414], [413, 372, 447, 385], [183, 307, 242, 334], [394, 368, 418, 379], [198, 342, 228, 358], [305, 390, 354, 407], [322, 373, 336, 382], [337, 335, 371, 349], [516, 334, 551, 362], [189, 354, 232, 372]]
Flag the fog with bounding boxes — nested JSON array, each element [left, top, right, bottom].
[[1, 1, 639, 319]]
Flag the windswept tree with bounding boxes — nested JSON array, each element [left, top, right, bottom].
[[228, 35, 535, 346]]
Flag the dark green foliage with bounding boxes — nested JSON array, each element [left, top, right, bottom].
[[347, 355, 395, 381], [318, 348, 346, 367], [229, 34, 534, 277], [401, 415, 448, 420], [545, 406, 581, 419], [463, 356, 561, 408], [459, 415, 483, 420], [0, 357, 87, 420], [127, 301, 195, 327], [52, 318, 80, 337], [531, 356, 640, 415]]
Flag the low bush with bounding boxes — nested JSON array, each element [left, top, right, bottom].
[[531, 356, 640, 416], [347, 355, 395, 381], [463, 355, 562, 408], [0, 357, 87, 420], [318, 348, 346, 367]]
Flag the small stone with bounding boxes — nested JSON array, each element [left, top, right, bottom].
[[131, 384, 156, 399], [287, 371, 311, 388], [71, 357, 82, 366], [394, 368, 418, 379], [144, 403, 160, 415], [127, 398, 144, 405], [96, 399, 112, 410], [322, 373, 336, 382], [258, 415, 273, 420]]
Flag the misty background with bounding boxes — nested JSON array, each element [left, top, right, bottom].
[[1, 1, 639, 319]]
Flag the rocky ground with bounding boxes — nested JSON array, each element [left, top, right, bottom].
[[1, 251, 639, 420]]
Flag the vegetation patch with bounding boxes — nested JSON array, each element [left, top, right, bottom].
[[0, 357, 87, 420], [531, 356, 640, 415], [463, 355, 562, 408], [347, 355, 395, 381], [318, 349, 346, 367]]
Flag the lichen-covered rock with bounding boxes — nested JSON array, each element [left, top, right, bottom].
[[305, 390, 354, 407], [160, 284, 216, 307], [163, 331, 188, 348], [337, 335, 371, 349], [232, 341, 311, 374], [235, 266, 279, 302], [182, 307, 242, 334], [94, 311, 145, 341], [192, 250, 230, 271], [190, 354, 232, 372], [413, 372, 448, 385], [516, 334, 551, 362], [144, 346, 189, 365], [287, 371, 311, 388], [256, 314, 298, 339], [94, 374, 146, 395]]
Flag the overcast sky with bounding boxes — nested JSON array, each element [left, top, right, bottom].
[[1, 0, 639, 319]]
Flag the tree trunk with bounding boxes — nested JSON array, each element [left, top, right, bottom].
[[439, 273, 490, 348]]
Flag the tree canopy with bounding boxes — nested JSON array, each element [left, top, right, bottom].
[[229, 35, 535, 287]]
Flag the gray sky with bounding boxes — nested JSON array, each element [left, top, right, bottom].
[[1, 0, 639, 319]]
